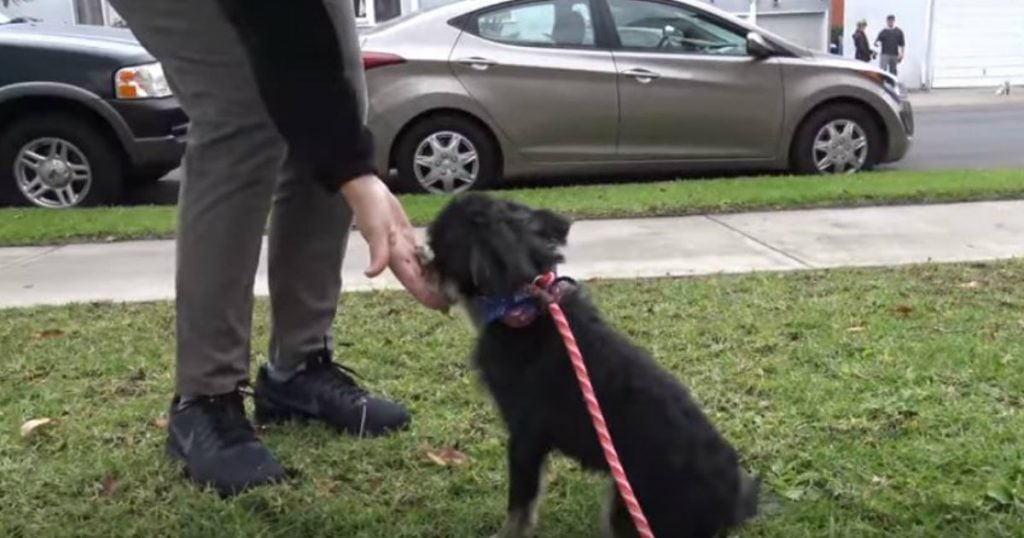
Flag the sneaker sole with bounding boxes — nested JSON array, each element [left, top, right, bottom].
[[165, 437, 286, 497]]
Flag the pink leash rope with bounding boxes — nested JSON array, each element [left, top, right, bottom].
[[533, 273, 655, 538]]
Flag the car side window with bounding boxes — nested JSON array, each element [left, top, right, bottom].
[[608, 0, 747, 55], [473, 0, 595, 48]]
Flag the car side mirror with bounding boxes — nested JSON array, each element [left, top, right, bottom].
[[747, 32, 774, 58]]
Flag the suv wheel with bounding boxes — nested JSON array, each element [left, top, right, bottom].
[[792, 104, 881, 175], [0, 113, 123, 208], [395, 115, 499, 194]]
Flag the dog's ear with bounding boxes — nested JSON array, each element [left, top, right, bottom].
[[468, 245, 491, 294], [532, 209, 572, 245]]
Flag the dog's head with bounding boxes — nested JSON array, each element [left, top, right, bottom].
[[424, 194, 571, 303]]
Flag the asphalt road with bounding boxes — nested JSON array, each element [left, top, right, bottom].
[[889, 103, 1024, 171], [125, 102, 1024, 205]]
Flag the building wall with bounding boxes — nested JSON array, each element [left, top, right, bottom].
[[844, 0, 929, 89], [3, 0, 77, 24], [701, 0, 828, 13]]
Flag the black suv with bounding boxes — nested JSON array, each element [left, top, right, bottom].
[[0, 14, 186, 208]]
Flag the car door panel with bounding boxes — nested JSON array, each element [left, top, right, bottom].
[[449, 22, 618, 162], [615, 53, 784, 159], [605, 0, 785, 160]]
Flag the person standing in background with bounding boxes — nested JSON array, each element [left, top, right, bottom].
[[852, 20, 874, 63], [875, 14, 906, 75]]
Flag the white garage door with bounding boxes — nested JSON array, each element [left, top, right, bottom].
[[932, 0, 1024, 88], [755, 12, 827, 52]]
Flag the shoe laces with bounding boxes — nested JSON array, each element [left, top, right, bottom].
[[306, 352, 369, 406], [185, 390, 257, 447]]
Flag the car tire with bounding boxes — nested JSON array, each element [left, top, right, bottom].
[[394, 115, 499, 194], [791, 103, 882, 175], [0, 113, 123, 208]]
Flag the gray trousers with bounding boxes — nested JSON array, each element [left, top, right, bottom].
[[879, 54, 899, 76], [109, 0, 364, 396]]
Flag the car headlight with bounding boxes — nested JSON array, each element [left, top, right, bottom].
[[114, 62, 172, 99], [859, 69, 904, 100], [881, 74, 907, 100]]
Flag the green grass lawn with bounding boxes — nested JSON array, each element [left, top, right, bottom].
[[2, 261, 1023, 536], [2, 169, 1024, 247]]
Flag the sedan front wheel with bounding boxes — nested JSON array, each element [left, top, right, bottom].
[[792, 104, 881, 175]]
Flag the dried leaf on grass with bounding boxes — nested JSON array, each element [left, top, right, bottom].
[[32, 329, 65, 340], [893, 305, 914, 317], [152, 416, 169, 430], [961, 281, 982, 289], [20, 417, 54, 438], [101, 474, 120, 497], [425, 447, 468, 467]]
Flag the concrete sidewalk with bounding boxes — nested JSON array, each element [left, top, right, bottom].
[[3, 200, 1024, 309], [909, 88, 1024, 109]]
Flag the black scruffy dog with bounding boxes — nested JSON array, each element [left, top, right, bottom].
[[423, 194, 759, 538]]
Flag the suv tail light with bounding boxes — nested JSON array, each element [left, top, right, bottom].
[[362, 52, 405, 71]]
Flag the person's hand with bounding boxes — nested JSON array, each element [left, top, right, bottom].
[[341, 174, 447, 310]]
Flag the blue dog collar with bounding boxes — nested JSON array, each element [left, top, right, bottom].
[[474, 291, 540, 328], [475, 275, 576, 328]]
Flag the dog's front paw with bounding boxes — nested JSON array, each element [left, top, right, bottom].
[[490, 521, 536, 538], [490, 531, 532, 538]]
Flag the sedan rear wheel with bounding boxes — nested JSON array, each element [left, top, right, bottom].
[[395, 115, 498, 194], [413, 131, 480, 194]]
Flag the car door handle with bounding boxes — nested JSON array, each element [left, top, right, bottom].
[[622, 68, 661, 83], [455, 57, 498, 70]]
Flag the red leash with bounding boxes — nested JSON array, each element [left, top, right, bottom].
[[532, 273, 655, 538]]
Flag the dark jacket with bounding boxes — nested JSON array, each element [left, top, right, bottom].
[[215, 0, 375, 192], [852, 30, 872, 62], [876, 27, 906, 56]]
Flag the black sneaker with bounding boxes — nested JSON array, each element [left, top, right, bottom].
[[166, 391, 287, 496], [253, 353, 411, 437]]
